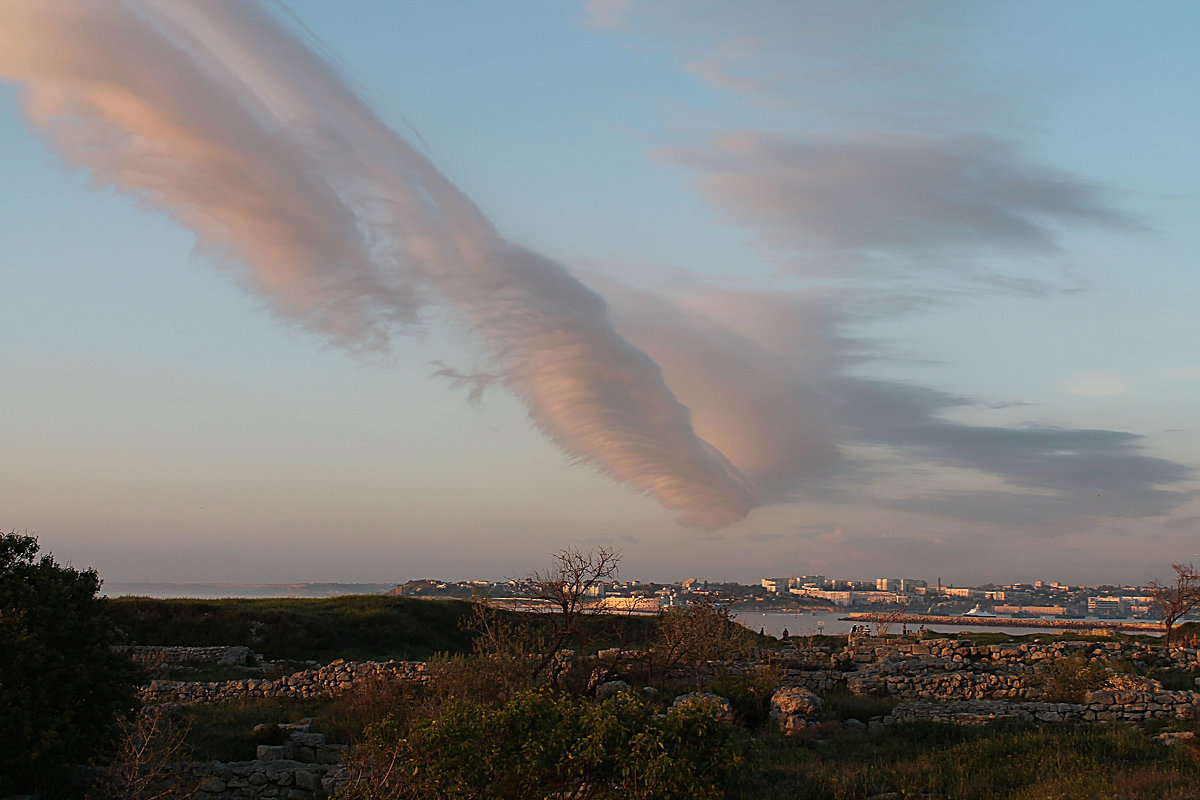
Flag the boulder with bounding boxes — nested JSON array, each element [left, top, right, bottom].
[[770, 687, 824, 735], [595, 680, 631, 700]]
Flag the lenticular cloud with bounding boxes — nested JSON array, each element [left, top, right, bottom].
[[0, 0, 757, 526]]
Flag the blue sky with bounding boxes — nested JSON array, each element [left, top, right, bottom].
[[2, 1, 1198, 587]]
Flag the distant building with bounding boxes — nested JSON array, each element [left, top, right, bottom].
[[761, 577, 785, 594], [598, 596, 663, 611], [877, 578, 925, 592], [792, 587, 852, 606], [860, 591, 908, 604], [1088, 595, 1154, 616]]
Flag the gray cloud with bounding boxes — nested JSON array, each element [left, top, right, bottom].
[[661, 132, 1140, 278], [596, 281, 1191, 525], [839, 380, 1192, 521]]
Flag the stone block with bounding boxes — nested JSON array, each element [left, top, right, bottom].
[[199, 775, 227, 793], [294, 770, 320, 790], [258, 745, 291, 761]]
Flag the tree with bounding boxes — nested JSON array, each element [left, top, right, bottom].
[[0, 531, 140, 794], [471, 546, 621, 689], [651, 598, 757, 687], [1148, 562, 1200, 647]]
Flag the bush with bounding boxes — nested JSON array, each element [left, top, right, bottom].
[[707, 666, 784, 730], [341, 688, 757, 800], [0, 531, 141, 794], [1032, 652, 1113, 702]]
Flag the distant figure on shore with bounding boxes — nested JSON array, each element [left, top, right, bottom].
[[781, 628, 789, 639]]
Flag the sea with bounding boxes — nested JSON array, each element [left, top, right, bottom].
[[101, 582, 396, 598], [732, 610, 1152, 639]]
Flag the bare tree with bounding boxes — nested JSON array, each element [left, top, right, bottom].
[[650, 597, 756, 688], [463, 546, 622, 692], [87, 704, 200, 800], [1148, 563, 1200, 647], [865, 597, 911, 638], [525, 546, 621, 686]]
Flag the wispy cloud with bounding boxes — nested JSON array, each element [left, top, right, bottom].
[[0, 0, 757, 527], [596, 277, 1191, 525], [660, 132, 1140, 280]]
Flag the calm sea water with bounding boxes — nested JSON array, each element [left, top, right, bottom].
[[733, 610, 1149, 639]]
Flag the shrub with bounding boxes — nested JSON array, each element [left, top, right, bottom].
[[1032, 652, 1113, 702], [341, 688, 757, 800], [707, 665, 785, 730], [0, 531, 140, 795]]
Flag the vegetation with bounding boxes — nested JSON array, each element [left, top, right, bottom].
[[1149, 563, 1200, 646], [1031, 651, 1117, 702], [0, 531, 141, 796], [754, 721, 1200, 800], [30, 545, 1200, 798], [342, 689, 757, 800], [105, 593, 481, 662]]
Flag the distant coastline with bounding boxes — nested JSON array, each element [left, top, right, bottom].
[[101, 582, 395, 599]]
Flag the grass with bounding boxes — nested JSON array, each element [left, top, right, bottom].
[[108, 595, 661, 664], [182, 698, 331, 761], [107, 594, 479, 662], [755, 721, 1200, 800]]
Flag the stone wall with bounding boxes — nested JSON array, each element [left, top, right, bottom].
[[140, 658, 427, 705], [890, 686, 1200, 726], [123, 644, 264, 667], [136, 638, 1200, 731], [88, 722, 349, 800], [836, 638, 1200, 703]]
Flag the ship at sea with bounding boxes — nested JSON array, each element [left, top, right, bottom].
[[964, 604, 1000, 618]]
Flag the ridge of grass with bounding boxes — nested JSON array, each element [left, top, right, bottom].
[[106, 594, 478, 662]]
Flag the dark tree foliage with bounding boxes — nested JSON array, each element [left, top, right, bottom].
[[0, 531, 140, 794]]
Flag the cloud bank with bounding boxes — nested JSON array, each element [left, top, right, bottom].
[[0, 0, 1189, 537], [0, 0, 756, 526]]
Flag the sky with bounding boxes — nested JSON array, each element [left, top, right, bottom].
[[2, 1, 1198, 588]]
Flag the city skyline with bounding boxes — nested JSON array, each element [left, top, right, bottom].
[[3, 2, 1199, 586]]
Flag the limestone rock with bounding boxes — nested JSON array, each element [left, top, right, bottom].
[[770, 687, 824, 735], [596, 680, 631, 700]]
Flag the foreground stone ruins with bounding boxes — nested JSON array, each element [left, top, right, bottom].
[[123, 636, 1200, 799]]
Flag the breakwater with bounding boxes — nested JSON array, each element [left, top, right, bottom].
[[845, 613, 1163, 633]]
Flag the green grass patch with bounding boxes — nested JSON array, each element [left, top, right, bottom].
[[107, 596, 661, 664], [107, 594, 478, 662], [756, 721, 1200, 800], [183, 698, 330, 761]]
